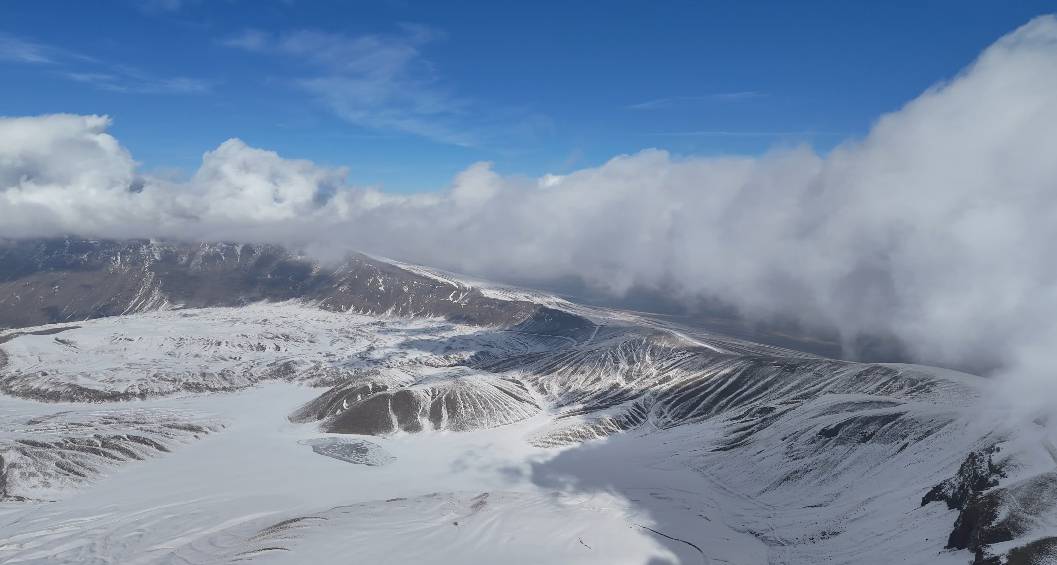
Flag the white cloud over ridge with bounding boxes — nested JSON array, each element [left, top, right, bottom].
[[3, 16, 1057, 398]]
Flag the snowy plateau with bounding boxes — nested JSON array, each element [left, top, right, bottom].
[[0, 238, 1056, 565]]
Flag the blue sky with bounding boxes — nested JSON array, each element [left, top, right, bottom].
[[1, 0, 1053, 192]]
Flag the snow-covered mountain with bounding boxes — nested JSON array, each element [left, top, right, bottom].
[[0, 238, 541, 329], [1, 238, 1055, 565]]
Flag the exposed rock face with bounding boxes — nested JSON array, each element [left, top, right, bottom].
[[946, 473, 1057, 563], [920, 446, 1057, 564], [922, 447, 1005, 510], [296, 369, 541, 435]]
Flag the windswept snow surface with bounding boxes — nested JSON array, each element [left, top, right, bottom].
[[0, 303, 563, 402], [0, 384, 704, 565], [1, 301, 1056, 564]]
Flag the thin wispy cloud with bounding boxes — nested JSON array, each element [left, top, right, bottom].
[[63, 69, 210, 94], [627, 91, 767, 110], [0, 32, 59, 64], [0, 31, 209, 95], [133, 0, 201, 14], [222, 26, 541, 147], [652, 129, 846, 138], [222, 29, 270, 52]]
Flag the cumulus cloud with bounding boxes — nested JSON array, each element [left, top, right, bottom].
[[3, 16, 1057, 400]]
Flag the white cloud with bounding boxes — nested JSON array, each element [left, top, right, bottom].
[[4, 16, 1057, 405], [188, 139, 349, 222]]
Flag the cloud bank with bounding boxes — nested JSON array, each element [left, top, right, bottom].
[[3, 16, 1057, 396]]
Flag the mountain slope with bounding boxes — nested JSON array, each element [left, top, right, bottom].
[[0, 238, 1055, 565], [0, 237, 541, 329]]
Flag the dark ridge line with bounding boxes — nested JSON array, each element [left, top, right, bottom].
[[637, 524, 708, 564]]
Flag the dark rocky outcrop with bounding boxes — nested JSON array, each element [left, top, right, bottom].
[[922, 446, 1005, 510], [941, 470, 1057, 563]]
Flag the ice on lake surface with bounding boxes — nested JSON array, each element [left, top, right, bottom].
[[300, 437, 396, 466]]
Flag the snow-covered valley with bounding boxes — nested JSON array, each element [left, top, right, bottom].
[[1, 239, 1056, 564]]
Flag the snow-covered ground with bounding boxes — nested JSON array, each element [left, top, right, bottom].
[[0, 383, 745, 564], [0, 303, 564, 402], [2, 302, 1057, 564]]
